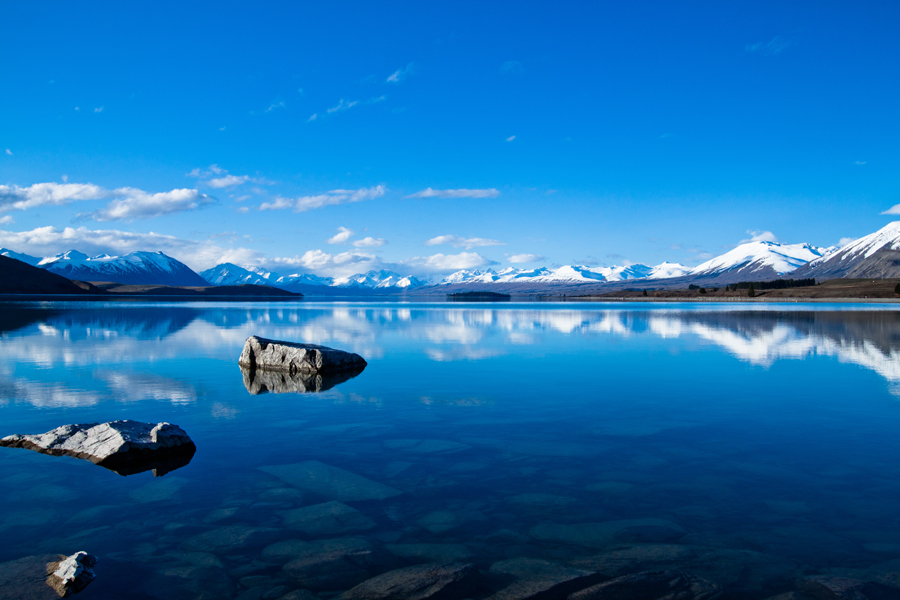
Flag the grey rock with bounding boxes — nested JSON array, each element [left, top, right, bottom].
[[0, 420, 195, 477], [568, 570, 722, 600], [336, 562, 480, 600], [0, 554, 72, 600], [259, 460, 402, 502], [242, 366, 365, 394], [487, 558, 602, 600], [282, 501, 376, 537], [183, 525, 281, 553], [282, 537, 395, 591], [797, 576, 900, 600], [46, 552, 98, 598], [239, 336, 367, 375]]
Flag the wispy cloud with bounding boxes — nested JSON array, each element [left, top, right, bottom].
[[741, 230, 779, 243], [353, 236, 386, 248], [327, 99, 358, 114], [746, 36, 790, 55], [266, 100, 286, 112], [4, 149, 11, 156], [0, 215, 14, 225], [405, 187, 500, 199], [208, 175, 250, 188], [80, 188, 216, 222], [855, 161, 866, 165], [269, 249, 379, 277], [94, 106, 104, 113], [0, 182, 113, 213], [259, 185, 386, 212], [508, 253, 543, 263], [881, 204, 900, 215], [308, 113, 318, 122], [404, 251, 495, 272], [506, 135, 516, 142], [425, 234, 504, 250], [501, 60, 524, 74], [188, 165, 264, 188], [327, 226, 353, 244], [838, 237, 857, 247], [387, 62, 415, 83]]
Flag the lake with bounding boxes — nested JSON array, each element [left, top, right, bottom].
[[2, 300, 900, 599]]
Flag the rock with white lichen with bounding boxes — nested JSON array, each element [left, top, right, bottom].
[[239, 336, 367, 375], [0, 420, 196, 476], [46, 552, 98, 598]]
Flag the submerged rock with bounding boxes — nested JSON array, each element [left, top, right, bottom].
[[239, 336, 367, 375], [486, 558, 603, 600], [259, 461, 402, 502], [281, 501, 376, 537], [0, 421, 195, 477], [182, 526, 281, 554], [531, 519, 686, 549], [336, 562, 480, 600], [280, 537, 396, 590], [569, 570, 722, 600], [46, 552, 98, 598], [242, 365, 365, 394], [797, 576, 900, 600]]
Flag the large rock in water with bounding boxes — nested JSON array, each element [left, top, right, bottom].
[[239, 336, 367, 375], [0, 421, 196, 476]]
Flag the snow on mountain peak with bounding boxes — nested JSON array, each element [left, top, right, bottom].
[[689, 240, 827, 277]]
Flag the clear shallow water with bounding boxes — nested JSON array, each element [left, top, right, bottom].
[[2, 301, 900, 599]]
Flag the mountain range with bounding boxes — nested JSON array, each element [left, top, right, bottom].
[[4, 221, 900, 294]]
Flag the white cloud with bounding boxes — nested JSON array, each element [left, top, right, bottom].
[[94, 106, 104, 113], [508, 253, 543, 263], [207, 174, 250, 188], [82, 188, 216, 221], [259, 185, 386, 212], [0, 182, 110, 213], [308, 113, 317, 122], [327, 99, 358, 113], [425, 234, 505, 250], [237, 206, 250, 213], [404, 251, 494, 272], [0, 225, 260, 271], [881, 205, 900, 215], [506, 135, 516, 142], [405, 187, 500, 199], [4, 149, 11, 156], [838, 237, 857, 247], [266, 101, 285, 112], [268, 249, 380, 277], [501, 61, 524, 74], [855, 161, 866, 165], [746, 36, 790, 55], [0, 215, 14, 224], [742, 230, 779, 243], [353, 237, 386, 248], [386, 63, 415, 83], [327, 226, 353, 244]]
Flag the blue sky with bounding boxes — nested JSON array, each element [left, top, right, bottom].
[[1, 1, 898, 277]]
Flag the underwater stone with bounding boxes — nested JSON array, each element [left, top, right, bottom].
[[281, 537, 396, 591], [336, 562, 480, 600], [239, 336, 367, 375], [259, 461, 402, 502], [182, 526, 281, 554], [797, 576, 900, 600], [486, 558, 602, 600], [281, 501, 376, 537], [0, 421, 195, 477], [568, 569, 722, 600]]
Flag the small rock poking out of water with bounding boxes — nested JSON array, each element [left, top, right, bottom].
[[336, 562, 480, 600], [46, 552, 98, 598], [239, 335, 367, 377], [569, 569, 722, 600], [0, 421, 196, 477]]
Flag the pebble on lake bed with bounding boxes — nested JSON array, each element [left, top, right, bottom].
[[0, 421, 196, 477]]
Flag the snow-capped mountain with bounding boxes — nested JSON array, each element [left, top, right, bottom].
[[648, 262, 690, 279], [687, 241, 830, 281], [200, 263, 282, 286], [793, 221, 900, 280], [439, 262, 679, 285], [334, 270, 429, 288], [276, 272, 335, 290], [38, 250, 209, 286], [0, 248, 41, 266]]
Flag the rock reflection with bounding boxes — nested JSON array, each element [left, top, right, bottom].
[[241, 364, 366, 394]]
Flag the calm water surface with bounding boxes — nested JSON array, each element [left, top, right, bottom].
[[2, 301, 900, 599]]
